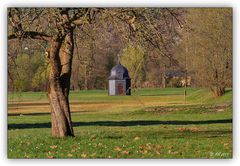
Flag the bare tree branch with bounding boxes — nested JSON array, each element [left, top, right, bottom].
[[8, 31, 51, 41]]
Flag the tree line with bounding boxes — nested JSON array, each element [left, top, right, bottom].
[[8, 8, 232, 96], [8, 8, 232, 137]]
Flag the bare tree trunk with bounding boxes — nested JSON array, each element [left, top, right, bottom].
[[211, 86, 225, 97], [48, 32, 74, 137], [84, 66, 88, 90], [184, 81, 187, 104], [211, 69, 225, 97], [162, 64, 166, 88]]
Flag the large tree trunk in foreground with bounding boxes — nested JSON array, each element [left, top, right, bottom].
[[47, 9, 75, 137], [48, 30, 74, 137]]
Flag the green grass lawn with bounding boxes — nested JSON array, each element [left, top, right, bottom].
[[8, 88, 232, 158]]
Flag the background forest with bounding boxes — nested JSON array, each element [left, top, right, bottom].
[[8, 8, 232, 97]]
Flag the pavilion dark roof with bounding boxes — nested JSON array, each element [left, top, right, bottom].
[[108, 63, 131, 80]]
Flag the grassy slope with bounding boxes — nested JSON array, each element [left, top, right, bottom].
[[8, 88, 232, 158], [8, 88, 232, 114], [8, 88, 232, 102]]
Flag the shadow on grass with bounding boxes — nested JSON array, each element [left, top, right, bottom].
[[8, 119, 232, 130], [225, 89, 232, 94], [140, 94, 182, 96]]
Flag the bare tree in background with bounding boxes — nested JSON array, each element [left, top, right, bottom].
[[179, 8, 232, 97]]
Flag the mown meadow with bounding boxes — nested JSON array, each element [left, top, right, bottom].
[[8, 88, 232, 158]]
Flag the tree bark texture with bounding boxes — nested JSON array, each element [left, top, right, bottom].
[[48, 30, 74, 137], [210, 69, 226, 97], [211, 86, 225, 97]]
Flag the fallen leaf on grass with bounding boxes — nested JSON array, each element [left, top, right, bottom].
[[141, 150, 148, 154], [67, 153, 73, 157], [134, 136, 140, 141], [224, 143, 229, 147], [71, 149, 76, 153], [155, 151, 161, 155], [71, 144, 78, 149], [217, 109, 225, 112], [156, 145, 163, 150], [47, 155, 54, 159], [114, 146, 122, 151], [121, 150, 129, 155], [139, 145, 144, 150], [50, 145, 58, 149], [90, 135, 97, 140], [24, 153, 30, 158], [81, 153, 87, 158], [168, 150, 178, 155], [46, 151, 54, 158]]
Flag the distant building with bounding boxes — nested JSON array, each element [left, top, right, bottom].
[[108, 62, 131, 95]]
